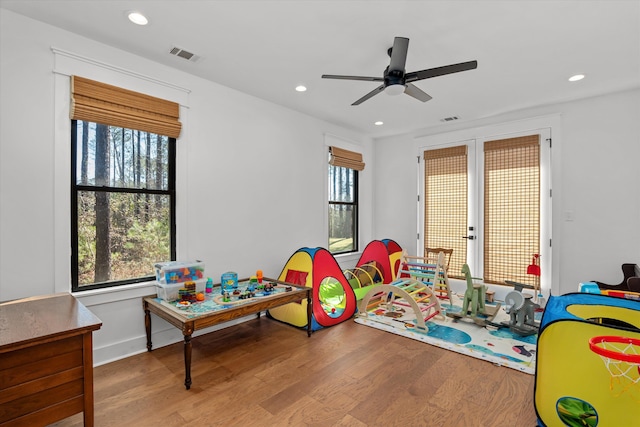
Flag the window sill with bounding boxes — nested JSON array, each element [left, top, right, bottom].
[[72, 280, 157, 307]]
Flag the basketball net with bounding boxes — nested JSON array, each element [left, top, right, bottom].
[[591, 337, 640, 398]]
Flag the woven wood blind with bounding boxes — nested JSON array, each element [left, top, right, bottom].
[[483, 134, 540, 285], [423, 145, 467, 278], [329, 146, 365, 171], [70, 75, 182, 138]]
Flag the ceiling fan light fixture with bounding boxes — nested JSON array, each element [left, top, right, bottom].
[[385, 84, 405, 96]]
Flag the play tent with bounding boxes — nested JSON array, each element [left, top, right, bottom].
[[267, 247, 357, 331], [535, 293, 640, 426], [356, 238, 403, 283]]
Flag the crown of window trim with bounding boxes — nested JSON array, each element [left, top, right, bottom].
[[329, 146, 365, 171], [70, 75, 182, 138]]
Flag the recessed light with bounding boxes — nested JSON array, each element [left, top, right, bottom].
[[374, 121, 384, 126], [295, 85, 307, 92], [568, 74, 585, 82], [128, 12, 148, 26]]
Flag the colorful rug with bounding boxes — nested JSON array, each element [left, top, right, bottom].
[[354, 293, 538, 374]]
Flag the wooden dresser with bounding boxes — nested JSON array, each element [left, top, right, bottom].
[[0, 293, 102, 426]]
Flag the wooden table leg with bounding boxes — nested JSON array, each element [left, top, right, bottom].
[[184, 334, 192, 390], [144, 307, 152, 351], [306, 291, 312, 337]]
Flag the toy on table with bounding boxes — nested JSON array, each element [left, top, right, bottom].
[[179, 281, 199, 302], [205, 277, 213, 293], [221, 272, 238, 293], [248, 275, 258, 292], [256, 270, 263, 283], [157, 262, 204, 284]]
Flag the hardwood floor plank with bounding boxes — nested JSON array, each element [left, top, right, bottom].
[[50, 317, 537, 426]]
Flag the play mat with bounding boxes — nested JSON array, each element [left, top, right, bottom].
[[354, 292, 538, 374]]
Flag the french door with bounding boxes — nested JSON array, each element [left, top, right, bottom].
[[420, 129, 551, 288]]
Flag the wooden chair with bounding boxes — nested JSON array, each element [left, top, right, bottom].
[[426, 248, 453, 273]]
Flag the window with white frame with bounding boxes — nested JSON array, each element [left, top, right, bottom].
[[328, 146, 364, 254], [69, 76, 180, 291]]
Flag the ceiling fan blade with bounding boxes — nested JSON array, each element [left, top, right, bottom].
[[322, 74, 384, 82], [406, 60, 478, 82], [388, 37, 409, 73], [404, 83, 432, 102], [352, 85, 385, 106]]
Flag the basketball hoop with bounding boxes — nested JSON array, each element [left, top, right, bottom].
[[589, 335, 640, 397]]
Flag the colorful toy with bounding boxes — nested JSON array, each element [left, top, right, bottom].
[[221, 271, 238, 293], [399, 250, 452, 305], [358, 278, 444, 332], [155, 261, 205, 284], [535, 293, 640, 426], [527, 253, 542, 302], [446, 264, 501, 325], [343, 261, 384, 301], [267, 240, 403, 331], [267, 247, 357, 331], [355, 239, 403, 282]]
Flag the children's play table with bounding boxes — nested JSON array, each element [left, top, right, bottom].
[[142, 277, 312, 389]]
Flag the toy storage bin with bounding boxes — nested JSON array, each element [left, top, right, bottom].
[[154, 261, 205, 284], [156, 278, 206, 301]]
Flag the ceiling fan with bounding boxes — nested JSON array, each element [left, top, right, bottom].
[[322, 36, 477, 106]]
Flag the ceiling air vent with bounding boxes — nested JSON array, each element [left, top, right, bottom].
[[440, 116, 459, 122], [169, 46, 199, 62]]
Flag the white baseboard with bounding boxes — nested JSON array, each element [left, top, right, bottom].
[[92, 313, 259, 367]]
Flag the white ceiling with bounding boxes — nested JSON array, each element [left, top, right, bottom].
[[2, 0, 639, 138]]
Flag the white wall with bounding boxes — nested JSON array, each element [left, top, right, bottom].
[[2, 8, 640, 366], [373, 89, 640, 296], [0, 10, 373, 364]]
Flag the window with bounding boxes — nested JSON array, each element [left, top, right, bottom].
[[422, 131, 549, 287], [328, 146, 364, 254], [329, 165, 358, 254], [69, 76, 181, 291], [71, 121, 176, 290]]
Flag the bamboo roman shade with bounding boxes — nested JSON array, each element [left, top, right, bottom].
[[483, 134, 540, 285], [329, 146, 365, 171], [423, 145, 468, 278], [70, 75, 182, 138]]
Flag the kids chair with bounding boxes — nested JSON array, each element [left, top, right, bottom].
[[426, 247, 453, 273], [461, 263, 486, 317]]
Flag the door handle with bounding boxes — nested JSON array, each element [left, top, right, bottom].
[[462, 235, 475, 240]]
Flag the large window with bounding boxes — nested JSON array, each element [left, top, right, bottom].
[[69, 75, 181, 291], [71, 121, 176, 290], [329, 165, 358, 254], [328, 145, 364, 254]]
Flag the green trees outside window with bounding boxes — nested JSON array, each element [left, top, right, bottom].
[[72, 120, 175, 291], [328, 165, 358, 254]]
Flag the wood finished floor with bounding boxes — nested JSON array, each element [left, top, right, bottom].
[[52, 317, 537, 427]]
